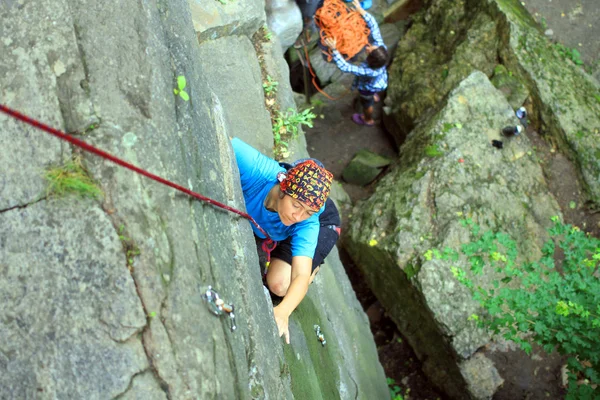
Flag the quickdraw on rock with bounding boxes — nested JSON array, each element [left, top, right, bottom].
[[201, 286, 237, 332], [313, 324, 326, 346]]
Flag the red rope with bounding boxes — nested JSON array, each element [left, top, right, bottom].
[[0, 103, 269, 239]]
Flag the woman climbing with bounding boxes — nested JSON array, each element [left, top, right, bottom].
[[323, 0, 389, 126], [231, 138, 340, 344]]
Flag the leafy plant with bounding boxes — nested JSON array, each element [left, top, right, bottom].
[[173, 75, 190, 101], [386, 377, 406, 400], [271, 107, 316, 149], [263, 25, 273, 41], [45, 157, 103, 199], [263, 75, 279, 95], [118, 227, 140, 267], [555, 43, 584, 66], [429, 217, 600, 398]]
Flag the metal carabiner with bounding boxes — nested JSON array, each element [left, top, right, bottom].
[[201, 286, 237, 332]]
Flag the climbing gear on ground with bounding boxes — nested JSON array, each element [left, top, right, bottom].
[[201, 286, 237, 332], [261, 238, 278, 273], [279, 160, 333, 212], [502, 125, 522, 137], [313, 324, 327, 346], [491, 140, 504, 149], [0, 104, 270, 239], [315, 0, 371, 62], [516, 106, 528, 127]]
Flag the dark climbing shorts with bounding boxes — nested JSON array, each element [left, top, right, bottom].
[[270, 224, 340, 273], [358, 90, 376, 109]]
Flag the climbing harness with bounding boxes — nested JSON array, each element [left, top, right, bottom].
[[314, 0, 370, 62], [0, 104, 269, 239], [313, 324, 327, 346], [201, 286, 237, 332]]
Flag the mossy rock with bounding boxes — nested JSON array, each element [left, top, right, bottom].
[[490, 64, 530, 109], [342, 149, 393, 186]]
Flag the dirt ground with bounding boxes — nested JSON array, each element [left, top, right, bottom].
[[521, 0, 600, 69], [300, 7, 599, 400]]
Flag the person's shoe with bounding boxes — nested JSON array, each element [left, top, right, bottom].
[[352, 113, 375, 126]]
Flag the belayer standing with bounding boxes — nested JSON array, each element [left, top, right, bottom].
[[231, 138, 340, 344], [323, 0, 388, 126]]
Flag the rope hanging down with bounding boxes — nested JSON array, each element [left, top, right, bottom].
[[315, 0, 370, 62], [0, 103, 269, 239]]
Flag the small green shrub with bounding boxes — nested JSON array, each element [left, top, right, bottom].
[[555, 43, 584, 66], [45, 157, 103, 199], [428, 217, 600, 399], [386, 377, 407, 400], [173, 75, 189, 101], [263, 75, 279, 95], [272, 107, 316, 149], [263, 25, 273, 41]]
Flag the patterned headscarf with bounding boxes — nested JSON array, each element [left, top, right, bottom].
[[278, 159, 333, 211]]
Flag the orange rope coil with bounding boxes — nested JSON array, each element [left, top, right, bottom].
[[314, 0, 371, 61]]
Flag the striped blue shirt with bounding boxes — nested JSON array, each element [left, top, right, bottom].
[[330, 12, 388, 93]]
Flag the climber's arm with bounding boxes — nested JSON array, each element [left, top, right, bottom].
[[272, 256, 312, 344]]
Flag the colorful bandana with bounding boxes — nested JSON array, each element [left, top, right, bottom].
[[279, 160, 333, 211]]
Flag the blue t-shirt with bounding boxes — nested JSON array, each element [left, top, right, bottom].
[[231, 138, 323, 258]]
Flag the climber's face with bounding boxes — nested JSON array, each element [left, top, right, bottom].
[[278, 194, 316, 226]]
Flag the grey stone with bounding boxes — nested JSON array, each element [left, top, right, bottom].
[[266, 0, 304, 51], [188, 0, 265, 44], [490, 64, 530, 109], [198, 36, 274, 156], [309, 46, 345, 85], [460, 353, 504, 399], [119, 371, 168, 400], [346, 71, 561, 399], [0, 201, 148, 400], [544, 28, 554, 36], [342, 149, 393, 186]]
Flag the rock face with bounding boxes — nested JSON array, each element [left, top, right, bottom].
[[0, 0, 387, 399], [387, 0, 600, 204], [346, 71, 561, 399], [265, 0, 303, 51]]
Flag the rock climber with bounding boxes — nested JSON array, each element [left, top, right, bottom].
[[323, 0, 388, 126], [231, 137, 341, 344]]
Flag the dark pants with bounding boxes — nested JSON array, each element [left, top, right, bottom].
[[358, 90, 376, 109]]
